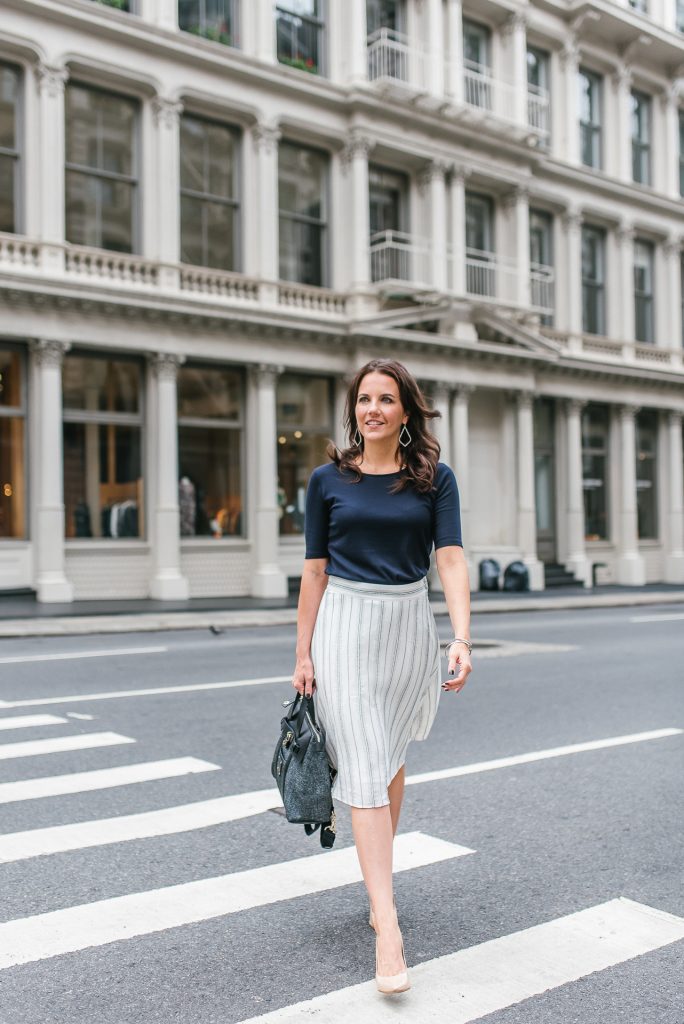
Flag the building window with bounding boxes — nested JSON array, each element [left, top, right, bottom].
[[0, 347, 26, 540], [678, 109, 684, 197], [463, 20, 492, 110], [578, 68, 602, 169], [628, 0, 648, 11], [631, 90, 651, 186], [90, 0, 133, 11], [62, 354, 143, 539], [369, 165, 409, 282], [278, 142, 327, 287], [0, 64, 20, 234], [526, 47, 550, 142], [678, 0, 684, 31], [180, 115, 239, 271], [581, 225, 605, 335], [276, 1, 324, 75], [177, 365, 243, 537], [465, 192, 494, 296], [529, 209, 554, 322], [178, 0, 236, 45], [65, 84, 138, 253], [635, 410, 658, 540], [277, 374, 333, 537], [367, 0, 403, 34], [681, 253, 684, 346], [634, 239, 654, 344], [581, 404, 609, 541]]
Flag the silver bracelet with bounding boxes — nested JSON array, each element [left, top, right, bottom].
[[442, 637, 472, 655]]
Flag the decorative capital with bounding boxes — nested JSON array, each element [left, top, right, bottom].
[[151, 352, 185, 381], [503, 185, 529, 211], [560, 40, 580, 71], [248, 362, 285, 386], [32, 339, 70, 368], [152, 96, 184, 129], [514, 389, 535, 411], [35, 63, 69, 98], [616, 222, 636, 246], [611, 63, 633, 91], [503, 11, 528, 37], [449, 163, 471, 186], [565, 397, 588, 416], [418, 160, 448, 194], [452, 383, 475, 401], [562, 208, 582, 232], [341, 131, 374, 170], [619, 403, 641, 419], [664, 236, 682, 259], [252, 122, 281, 154], [668, 409, 683, 428]]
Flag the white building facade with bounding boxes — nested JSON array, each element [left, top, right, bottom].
[[0, 0, 683, 601]]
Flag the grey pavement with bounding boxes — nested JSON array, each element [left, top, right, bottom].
[[0, 603, 682, 1023]]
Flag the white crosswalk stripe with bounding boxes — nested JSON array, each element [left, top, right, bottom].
[[0, 757, 220, 804], [235, 898, 684, 1023], [0, 714, 67, 731], [0, 833, 473, 970], [0, 731, 135, 761]]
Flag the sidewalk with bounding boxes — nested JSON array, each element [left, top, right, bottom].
[[0, 584, 683, 638]]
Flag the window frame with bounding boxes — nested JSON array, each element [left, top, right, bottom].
[[0, 61, 23, 235], [581, 403, 610, 542], [0, 342, 28, 542], [635, 409, 659, 541], [179, 112, 241, 272], [177, 361, 246, 541], [581, 224, 606, 336], [578, 67, 602, 170], [633, 238, 655, 345], [276, 1, 326, 76], [62, 350, 146, 542], [64, 81, 140, 254], [277, 139, 329, 288], [177, 0, 238, 46], [526, 45, 551, 143], [631, 89, 652, 186], [678, 108, 684, 198]]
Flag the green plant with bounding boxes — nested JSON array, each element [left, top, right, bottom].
[[94, 0, 129, 10], [185, 23, 232, 46], [279, 55, 318, 73]]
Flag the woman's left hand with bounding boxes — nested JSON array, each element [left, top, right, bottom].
[[442, 644, 472, 693]]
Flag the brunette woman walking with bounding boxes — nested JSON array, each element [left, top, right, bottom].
[[292, 358, 472, 995]]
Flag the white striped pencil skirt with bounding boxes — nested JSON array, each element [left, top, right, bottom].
[[310, 573, 442, 808]]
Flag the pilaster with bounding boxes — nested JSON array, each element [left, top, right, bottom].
[[151, 97, 183, 290], [420, 161, 448, 293], [560, 42, 580, 165], [616, 223, 636, 343], [616, 404, 646, 585], [561, 209, 583, 345], [35, 63, 68, 275], [514, 391, 545, 589], [252, 122, 282, 304], [32, 340, 73, 603], [445, 0, 464, 104], [248, 363, 288, 597], [149, 353, 189, 600], [341, 132, 373, 299], [664, 411, 684, 582], [564, 399, 591, 586]]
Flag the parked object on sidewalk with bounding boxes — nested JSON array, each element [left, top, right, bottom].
[[271, 693, 336, 848], [479, 558, 501, 591], [504, 560, 530, 592]]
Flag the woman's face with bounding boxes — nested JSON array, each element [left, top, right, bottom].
[[355, 372, 407, 443]]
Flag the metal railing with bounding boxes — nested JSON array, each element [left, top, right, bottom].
[[464, 248, 518, 304], [367, 29, 425, 90], [462, 60, 516, 122], [530, 262, 555, 314], [369, 230, 429, 285], [527, 85, 550, 142]]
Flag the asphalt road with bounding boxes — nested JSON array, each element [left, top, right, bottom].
[[0, 603, 682, 1024]]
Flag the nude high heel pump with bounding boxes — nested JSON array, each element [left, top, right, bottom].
[[375, 934, 410, 994]]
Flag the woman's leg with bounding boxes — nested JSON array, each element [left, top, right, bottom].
[[351, 804, 405, 976], [387, 764, 405, 836]]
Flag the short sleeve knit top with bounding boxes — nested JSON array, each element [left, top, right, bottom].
[[303, 461, 463, 584]]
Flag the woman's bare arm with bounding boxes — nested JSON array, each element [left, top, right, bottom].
[[292, 558, 329, 697], [435, 545, 472, 692]]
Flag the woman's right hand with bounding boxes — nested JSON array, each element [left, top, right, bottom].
[[292, 655, 316, 698]]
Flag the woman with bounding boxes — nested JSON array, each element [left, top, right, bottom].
[[292, 358, 472, 994]]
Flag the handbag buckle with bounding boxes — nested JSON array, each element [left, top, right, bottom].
[[283, 730, 294, 748]]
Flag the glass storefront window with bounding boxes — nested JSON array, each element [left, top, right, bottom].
[[63, 354, 144, 539], [277, 374, 332, 536], [636, 410, 658, 540], [177, 365, 243, 537], [0, 64, 20, 234], [65, 83, 138, 253], [582, 404, 609, 541], [0, 348, 26, 540]]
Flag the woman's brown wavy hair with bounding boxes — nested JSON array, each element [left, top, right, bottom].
[[325, 359, 441, 494]]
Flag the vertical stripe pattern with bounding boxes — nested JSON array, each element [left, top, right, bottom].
[[310, 574, 441, 808]]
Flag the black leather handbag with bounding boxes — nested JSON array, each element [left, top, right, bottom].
[[271, 693, 337, 848]]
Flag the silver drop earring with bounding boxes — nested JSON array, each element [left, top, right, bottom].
[[399, 423, 412, 447], [353, 427, 363, 446]]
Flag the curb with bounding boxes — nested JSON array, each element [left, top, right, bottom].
[[0, 590, 682, 638]]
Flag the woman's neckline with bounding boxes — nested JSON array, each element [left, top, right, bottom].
[[351, 463, 405, 476]]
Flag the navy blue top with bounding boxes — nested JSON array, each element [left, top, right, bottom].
[[304, 461, 463, 584]]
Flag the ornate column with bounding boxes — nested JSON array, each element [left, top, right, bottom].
[[616, 404, 646, 585], [662, 238, 682, 352], [254, 0, 277, 63], [659, 86, 680, 199], [560, 42, 580, 165], [445, 0, 464, 104], [665, 411, 684, 582], [252, 122, 281, 304], [33, 341, 73, 602], [149, 354, 189, 600], [429, 382, 451, 459], [512, 186, 531, 308], [425, 0, 445, 97], [612, 65, 633, 183], [151, 97, 183, 290], [451, 385, 473, 565], [616, 223, 635, 343], [421, 161, 448, 293], [449, 166, 467, 295], [248, 364, 288, 598], [504, 12, 528, 125], [514, 391, 545, 589], [561, 209, 583, 345], [345, 0, 368, 82], [564, 399, 591, 586], [35, 63, 68, 275], [341, 132, 372, 296]]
